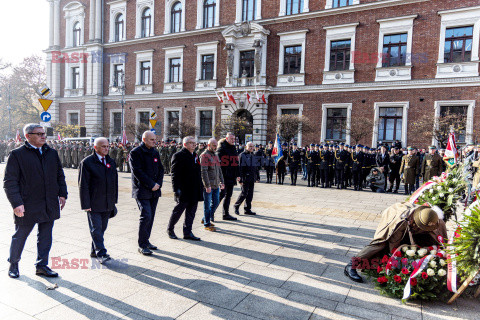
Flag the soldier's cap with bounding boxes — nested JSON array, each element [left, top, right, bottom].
[[345, 144, 350, 148], [268, 141, 273, 144], [329, 144, 334, 147], [334, 145, 339, 148], [293, 142, 297, 146], [255, 144, 259, 147], [316, 144, 320, 147], [356, 144, 363, 148], [407, 146, 414, 150], [282, 142, 288, 146], [429, 146, 437, 149], [412, 206, 440, 232], [310, 143, 315, 146]]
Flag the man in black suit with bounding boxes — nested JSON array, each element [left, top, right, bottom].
[[4, 124, 67, 278], [168, 136, 203, 241], [376, 145, 390, 190], [130, 131, 164, 255], [78, 137, 118, 264], [234, 142, 257, 215], [217, 133, 240, 220]]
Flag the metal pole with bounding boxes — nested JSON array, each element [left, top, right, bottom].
[[121, 74, 125, 135], [7, 84, 12, 139]]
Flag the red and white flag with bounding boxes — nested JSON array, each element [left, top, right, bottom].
[[15, 129, 21, 143], [57, 132, 62, 140], [255, 88, 261, 102], [215, 90, 223, 103], [121, 130, 128, 145], [246, 92, 252, 104], [261, 91, 267, 104], [445, 131, 458, 164], [222, 88, 236, 105]]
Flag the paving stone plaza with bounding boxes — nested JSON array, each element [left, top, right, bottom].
[[0, 165, 479, 320]]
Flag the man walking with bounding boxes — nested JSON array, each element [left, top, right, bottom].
[[4, 124, 67, 278], [200, 138, 225, 231], [168, 136, 203, 240], [217, 133, 239, 220], [130, 131, 164, 255], [78, 137, 118, 264], [234, 142, 257, 215]]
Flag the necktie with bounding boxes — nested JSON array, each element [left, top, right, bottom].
[[101, 157, 106, 165]]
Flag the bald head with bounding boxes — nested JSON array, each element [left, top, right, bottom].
[[207, 138, 218, 152], [142, 131, 156, 149], [94, 137, 109, 147], [246, 142, 254, 152], [94, 137, 109, 156]]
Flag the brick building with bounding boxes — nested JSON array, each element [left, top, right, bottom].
[[46, 0, 480, 147]]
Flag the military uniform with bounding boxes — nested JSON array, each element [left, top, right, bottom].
[[334, 146, 349, 189], [65, 143, 72, 168], [116, 146, 125, 172], [264, 145, 275, 183], [319, 147, 330, 188], [421, 148, 443, 182], [71, 143, 79, 169], [306, 145, 317, 187], [124, 144, 132, 173], [351, 146, 365, 191], [388, 150, 403, 193], [276, 155, 286, 185], [399, 148, 420, 195], [288, 145, 301, 186], [254, 146, 264, 182]]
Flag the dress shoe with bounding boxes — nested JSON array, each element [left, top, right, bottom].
[[138, 247, 153, 256], [98, 254, 112, 264], [344, 262, 363, 283], [8, 263, 19, 278], [223, 215, 237, 221], [184, 233, 201, 241], [147, 244, 158, 250], [36, 266, 58, 278], [167, 230, 178, 239], [244, 211, 256, 215], [234, 207, 240, 215], [205, 226, 216, 232], [90, 252, 97, 258]]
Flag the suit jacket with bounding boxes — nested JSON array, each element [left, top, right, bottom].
[[376, 152, 390, 174], [78, 153, 118, 212], [129, 143, 164, 199], [171, 148, 203, 202]]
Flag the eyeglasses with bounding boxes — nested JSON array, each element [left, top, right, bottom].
[[29, 132, 46, 137]]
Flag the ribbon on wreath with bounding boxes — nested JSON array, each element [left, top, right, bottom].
[[409, 181, 438, 204], [447, 227, 461, 292], [402, 253, 436, 300]]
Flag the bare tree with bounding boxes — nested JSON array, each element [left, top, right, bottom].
[[215, 114, 253, 144], [126, 123, 149, 142], [269, 114, 314, 145], [53, 124, 80, 138], [167, 121, 197, 139], [348, 116, 374, 145], [410, 111, 467, 148]]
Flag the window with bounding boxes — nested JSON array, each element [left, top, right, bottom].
[[203, 0, 216, 28], [444, 26, 473, 63], [168, 111, 180, 136], [378, 107, 403, 142], [141, 8, 152, 38], [115, 14, 124, 42], [201, 54, 214, 80], [113, 64, 124, 87], [286, 0, 303, 15], [332, 0, 352, 7], [139, 111, 150, 126], [113, 112, 122, 134], [284, 45, 302, 74], [382, 33, 407, 67], [199, 110, 213, 136], [169, 58, 181, 83], [242, 0, 256, 22], [330, 40, 351, 71], [140, 61, 151, 85], [326, 108, 347, 141], [69, 113, 79, 126], [171, 2, 182, 33], [239, 50, 255, 77], [440, 106, 467, 143], [72, 67, 80, 89], [281, 108, 299, 115], [73, 22, 81, 47]]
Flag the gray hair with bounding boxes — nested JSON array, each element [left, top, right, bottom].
[[23, 123, 43, 136], [246, 142, 254, 148], [94, 137, 109, 146], [182, 136, 195, 145]]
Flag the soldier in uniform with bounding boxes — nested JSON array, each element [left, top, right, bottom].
[[344, 145, 352, 187], [387, 147, 403, 193], [116, 144, 125, 172], [306, 143, 317, 187], [335, 143, 349, 189], [300, 146, 307, 180], [328, 145, 335, 186], [109, 143, 118, 168], [399, 146, 420, 195], [312, 144, 321, 187], [64, 142, 72, 168], [264, 141, 275, 184], [276, 145, 287, 185], [124, 142, 132, 173], [71, 142, 79, 169], [352, 145, 365, 191], [159, 142, 169, 175], [254, 144, 264, 182], [319, 145, 330, 188], [421, 146, 443, 182], [288, 143, 301, 186]]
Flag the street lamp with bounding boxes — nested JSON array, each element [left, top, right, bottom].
[[112, 73, 126, 139]]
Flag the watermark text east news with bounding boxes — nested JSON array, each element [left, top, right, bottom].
[[51, 51, 127, 64]]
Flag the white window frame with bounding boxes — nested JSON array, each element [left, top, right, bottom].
[[136, 108, 154, 127], [279, 0, 309, 16], [165, 0, 186, 34], [64, 49, 85, 97], [164, 107, 183, 141], [195, 106, 216, 141], [163, 45, 185, 93], [67, 110, 80, 126], [277, 30, 308, 86], [323, 23, 358, 84], [196, 0, 220, 29], [434, 100, 475, 145], [108, 53, 127, 95], [108, 0, 127, 43], [195, 41, 218, 91], [235, 0, 262, 24], [436, 6, 480, 78], [136, 0, 155, 38], [372, 102, 409, 148], [321, 103, 352, 145], [134, 49, 154, 94], [277, 104, 303, 146], [63, 2, 86, 48], [375, 15, 417, 82], [109, 109, 123, 139], [325, 0, 359, 10]]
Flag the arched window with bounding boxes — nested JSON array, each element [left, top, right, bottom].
[[73, 22, 81, 47], [286, 0, 303, 15], [171, 2, 182, 33], [114, 13, 124, 42], [141, 8, 152, 37], [203, 0, 216, 28], [242, 0, 256, 22]]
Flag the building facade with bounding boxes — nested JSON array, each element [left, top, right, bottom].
[[46, 0, 480, 146]]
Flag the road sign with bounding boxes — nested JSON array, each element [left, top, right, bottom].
[[150, 128, 156, 134], [39, 99, 53, 112], [150, 112, 156, 119], [149, 119, 157, 128], [38, 86, 53, 99], [40, 112, 52, 122], [40, 122, 51, 127]]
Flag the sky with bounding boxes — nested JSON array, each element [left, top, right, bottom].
[[0, 0, 49, 65]]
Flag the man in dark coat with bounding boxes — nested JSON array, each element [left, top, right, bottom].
[[130, 131, 164, 255], [387, 147, 403, 193], [4, 124, 67, 278], [288, 143, 301, 186], [78, 137, 118, 264], [234, 142, 257, 215], [168, 136, 203, 241], [217, 133, 239, 220], [376, 145, 390, 190]]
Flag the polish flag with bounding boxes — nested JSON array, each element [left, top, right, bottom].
[[215, 90, 223, 103], [15, 129, 21, 143], [121, 130, 128, 145], [261, 92, 267, 104], [57, 132, 62, 140], [246, 92, 252, 104], [255, 88, 261, 102], [229, 91, 237, 105]]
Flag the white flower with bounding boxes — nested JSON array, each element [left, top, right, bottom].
[[432, 197, 437, 201], [429, 260, 437, 268], [437, 186, 442, 191], [452, 178, 458, 182], [402, 247, 409, 252], [430, 250, 437, 255], [438, 269, 447, 277], [440, 259, 446, 267], [429, 189, 434, 193], [417, 249, 428, 257], [427, 268, 435, 276], [448, 188, 454, 193], [410, 246, 417, 252], [406, 250, 416, 257], [439, 193, 445, 198]]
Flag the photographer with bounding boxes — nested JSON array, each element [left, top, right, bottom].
[[366, 167, 385, 193]]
